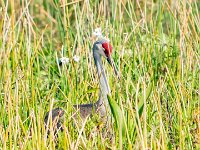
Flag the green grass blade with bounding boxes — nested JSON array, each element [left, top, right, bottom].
[[107, 94, 125, 149]]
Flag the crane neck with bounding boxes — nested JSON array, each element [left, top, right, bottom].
[[93, 51, 110, 106]]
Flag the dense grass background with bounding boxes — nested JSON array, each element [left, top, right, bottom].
[[0, 0, 199, 149]]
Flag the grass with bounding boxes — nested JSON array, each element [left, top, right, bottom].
[[0, 0, 199, 149]]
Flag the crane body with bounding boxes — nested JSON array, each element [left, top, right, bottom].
[[44, 37, 119, 134]]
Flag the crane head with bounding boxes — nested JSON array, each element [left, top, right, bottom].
[[93, 40, 120, 80]]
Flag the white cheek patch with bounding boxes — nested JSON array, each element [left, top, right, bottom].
[[96, 44, 106, 57], [100, 49, 107, 58], [96, 43, 102, 49]]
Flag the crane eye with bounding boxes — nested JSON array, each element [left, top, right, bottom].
[[102, 42, 112, 56]]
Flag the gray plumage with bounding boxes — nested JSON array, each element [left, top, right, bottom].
[[44, 38, 118, 134]]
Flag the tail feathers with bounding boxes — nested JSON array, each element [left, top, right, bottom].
[[44, 108, 64, 136]]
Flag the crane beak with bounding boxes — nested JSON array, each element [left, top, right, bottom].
[[107, 56, 120, 80]]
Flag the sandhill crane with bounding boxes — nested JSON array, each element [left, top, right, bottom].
[[44, 34, 119, 135]]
